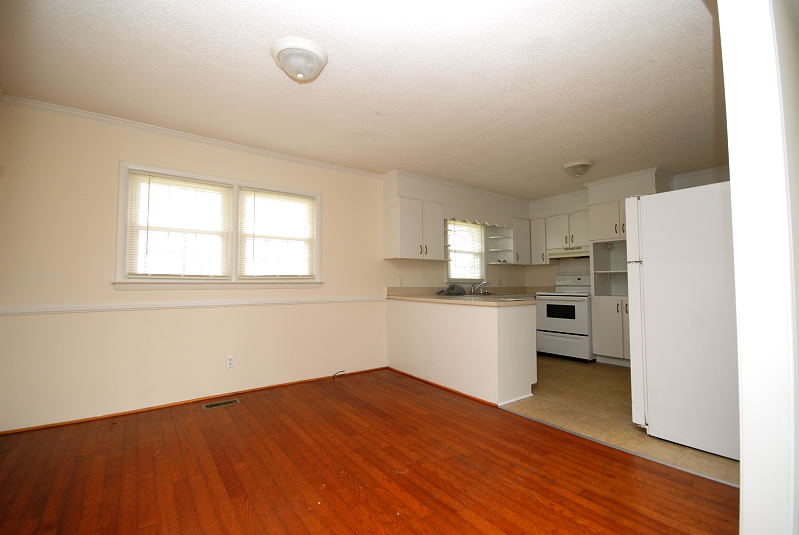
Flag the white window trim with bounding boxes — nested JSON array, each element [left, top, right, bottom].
[[115, 162, 322, 286], [446, 220, 486, 284]]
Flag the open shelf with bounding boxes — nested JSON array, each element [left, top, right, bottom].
[[592, 241, 628, 297], [485, 225, 514, 265]]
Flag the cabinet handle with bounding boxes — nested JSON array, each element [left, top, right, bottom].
[[424, 244, 428, 255], [515, 252, 519, 262], [570, 234, 574, 243], [622, 223, 625, 234], [419, 245, 423, 255], [564, 235, 568, 245], [617, 302, 620, 313], [625, 303, 628, 314], [615, 223, 618, 234], [541, 252, 545, 262]]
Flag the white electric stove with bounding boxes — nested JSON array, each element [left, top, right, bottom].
[[536, 275, 593, 360]]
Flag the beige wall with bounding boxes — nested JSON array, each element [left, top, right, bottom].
[[385, 259, 536, 289], [0, 101, 388, 431]]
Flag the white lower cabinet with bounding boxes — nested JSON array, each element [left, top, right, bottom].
[[591, 296, 629, 359]]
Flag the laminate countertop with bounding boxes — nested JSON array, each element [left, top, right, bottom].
[[387, 294, 537, 307]]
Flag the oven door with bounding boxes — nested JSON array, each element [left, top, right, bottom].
[[536, 296, 589, 335]]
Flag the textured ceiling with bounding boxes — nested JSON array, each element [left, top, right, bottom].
[[0, 0, 727, 200]]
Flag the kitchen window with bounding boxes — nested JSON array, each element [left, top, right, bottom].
[[116, 164, 320, 284], [447, 220, 485, 282]]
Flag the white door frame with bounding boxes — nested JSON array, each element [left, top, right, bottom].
[[717, 1, 799, 533]]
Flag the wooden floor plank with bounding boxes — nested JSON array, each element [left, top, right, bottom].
[[0, 370, 738, 534]]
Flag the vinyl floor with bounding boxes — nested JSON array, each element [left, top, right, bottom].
[[504, 354, 740, 485]]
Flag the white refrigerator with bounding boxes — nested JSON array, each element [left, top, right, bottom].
[[625, 182, 740, 460]]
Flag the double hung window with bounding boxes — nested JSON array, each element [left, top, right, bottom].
[[119, 165, 319, 283], [447, 220, 485, 282]]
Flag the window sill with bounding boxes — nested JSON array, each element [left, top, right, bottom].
[[113, 280, 323, 290]]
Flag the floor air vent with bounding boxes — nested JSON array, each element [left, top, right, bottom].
[[203, 399, 240, 410]]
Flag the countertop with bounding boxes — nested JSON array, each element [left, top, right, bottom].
[[387, 294, 537, 307]]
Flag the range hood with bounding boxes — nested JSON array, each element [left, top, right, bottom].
[[546, 247, 590, 259]]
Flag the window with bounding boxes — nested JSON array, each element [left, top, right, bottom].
[[238, 188, 315, 279], [447, 220, 484, 281], [126, 173, 233, 279], [118, 164, 319, 283]]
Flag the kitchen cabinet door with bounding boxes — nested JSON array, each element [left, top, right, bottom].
[[530, 218, 547, 264], [398, 197, 424, 258], [569, 210, 589, 247], [589, 201, 622, 241], [422, 201, 446, 260], [546, 214, 569, 250], [591, 296, 624, 358], [512, 217, 531, 264], [621, 297, 630, 359]]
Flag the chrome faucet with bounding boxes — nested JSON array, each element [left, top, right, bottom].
[[471, 281, 489, 295]]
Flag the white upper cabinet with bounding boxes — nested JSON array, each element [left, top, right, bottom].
[[512, 217, 531, 264], [569, 211, 588, 247], [421, 201, 446, 260], [398, 196, 423, 258], [383, 170, 530, 261], [386, 196, 446, 260], [530, 218, 547, 265], [589, 200, 627, 241], [545, 214, 569, 249], [545, 211, 587, 250]]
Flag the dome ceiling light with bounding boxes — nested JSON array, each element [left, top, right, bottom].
[[270, 37, 328, 83], [562, 160, 594, 177]]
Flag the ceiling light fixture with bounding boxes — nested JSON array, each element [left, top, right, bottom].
[[270, 37, 328, 83], [562, 160, 594, 177]]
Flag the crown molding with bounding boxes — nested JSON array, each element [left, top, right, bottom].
[[1, 94, 383, 180], [528, 187, 587, 206]]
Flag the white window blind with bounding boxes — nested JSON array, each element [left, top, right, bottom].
[[126, 173, 232, 279], [447, 220, 484, 281], [238, 188, 316, 278]]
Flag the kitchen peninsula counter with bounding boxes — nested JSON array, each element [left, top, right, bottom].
[[387, 294, 537, 307], [387, 295, 537, 405]]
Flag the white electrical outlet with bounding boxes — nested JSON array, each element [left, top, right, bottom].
[[225, 355, 235, 369]]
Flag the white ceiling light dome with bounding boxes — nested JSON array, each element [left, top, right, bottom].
[[562, 160, 594, 177], [270, 37, 328, 83]]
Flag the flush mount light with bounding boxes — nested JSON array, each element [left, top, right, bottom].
[[562, 160, 594, 177], [270, 37, 327, 83]]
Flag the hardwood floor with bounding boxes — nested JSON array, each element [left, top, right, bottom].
[[0, 370, 738, 534]]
